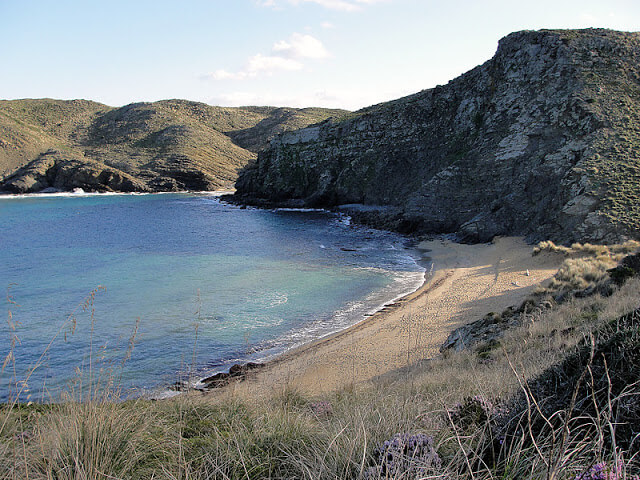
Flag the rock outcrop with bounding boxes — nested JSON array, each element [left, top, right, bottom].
[[1, 150, 148, 193], [234, 29, 640, 244]]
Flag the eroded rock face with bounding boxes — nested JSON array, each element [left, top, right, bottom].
[[235, 29, 640, 244], [1, 151, 148, 193]]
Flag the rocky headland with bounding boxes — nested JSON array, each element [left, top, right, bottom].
[[233, 29, 640, 244]]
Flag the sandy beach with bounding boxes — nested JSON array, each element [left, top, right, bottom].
[[226, 236, 563, 398]]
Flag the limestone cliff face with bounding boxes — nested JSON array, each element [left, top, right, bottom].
[[235, 29, 640, 244]]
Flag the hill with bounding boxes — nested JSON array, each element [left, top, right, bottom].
[[233, 29, 640, 245], [0, 99, 346, 192]]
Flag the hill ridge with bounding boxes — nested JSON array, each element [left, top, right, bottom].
[[0, 99, 347, 192]]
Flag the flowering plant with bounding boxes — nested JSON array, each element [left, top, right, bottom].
[[576, 460, 639, 480], [366, 432, 441, 478]]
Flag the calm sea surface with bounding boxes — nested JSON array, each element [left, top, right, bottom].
[[0, 193, 424, 401]]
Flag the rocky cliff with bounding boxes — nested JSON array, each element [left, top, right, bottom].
[[0, 99, 346, 193], [234, 29, 640, 244]]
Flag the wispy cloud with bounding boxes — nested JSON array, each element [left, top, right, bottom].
[[257, 0, 387, 12], [203, 33, 329, 81], [273, 33, 330, 59], [209, 90, 336, 108], [207, 55, 303, 80]]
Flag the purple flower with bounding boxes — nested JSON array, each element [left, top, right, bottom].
[[366, 433, 441, 478], [575, 460, 638, 480], [309, 401, 333, 418]]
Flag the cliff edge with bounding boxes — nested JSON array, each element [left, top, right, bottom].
[[233, 29, 640, 244]]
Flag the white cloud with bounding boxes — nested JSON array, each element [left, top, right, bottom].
[[206, 69, 247, 81], [272, 33, 330, 59], [208, 84, 413, 110], [204, 33, 328, 81], [210, 90, 327, 108], [321, 21, 335, 29], [298, 0, 361, 11], [246, 54, 303, 74]]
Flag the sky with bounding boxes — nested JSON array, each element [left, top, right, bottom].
[[1, 0, 639, 111]]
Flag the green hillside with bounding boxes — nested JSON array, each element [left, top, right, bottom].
[[0, 99, 347, 192]]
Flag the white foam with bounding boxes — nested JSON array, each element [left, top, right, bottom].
[[187, 262, 426, 390], [265, 292, 288, 308], [243, 266, 426, 364], [273, 207, 328, 213], [0, 190, 233, 201], [0, 190, 151, 200], [148, 389, 182, 400]]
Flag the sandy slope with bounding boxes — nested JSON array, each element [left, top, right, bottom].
[[225, 237, 563, 398]]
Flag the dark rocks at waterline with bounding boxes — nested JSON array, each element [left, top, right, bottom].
[[1, 150, 148, 194], [169, 362, 265, 392], [200, 362, 264, 389], [0, 149, 233, 194], [168, 362, 265, 392]]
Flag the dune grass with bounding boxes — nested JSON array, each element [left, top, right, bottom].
[[1, 246, 640, 479]]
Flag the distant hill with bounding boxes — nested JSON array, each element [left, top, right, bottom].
[[233, 29, 640, 245], [0, 99, 347, 193]]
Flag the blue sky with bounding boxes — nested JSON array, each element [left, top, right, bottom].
[[1, 0, 639, 110]]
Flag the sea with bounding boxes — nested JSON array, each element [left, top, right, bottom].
[[0, 192, 425, 401]]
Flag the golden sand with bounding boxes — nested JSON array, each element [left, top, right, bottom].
[[224, 237, 563, 398]]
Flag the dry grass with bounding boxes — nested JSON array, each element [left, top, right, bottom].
[[533, 240, 640, 258], [532, 240, 640, 300]]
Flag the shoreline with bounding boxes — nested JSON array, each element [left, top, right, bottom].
[[185, 235, 428, 394], [218, 236, 564, 399], [0, 189, 236, 199]]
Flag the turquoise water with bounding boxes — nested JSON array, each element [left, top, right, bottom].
[[0, 193, 424, 401]]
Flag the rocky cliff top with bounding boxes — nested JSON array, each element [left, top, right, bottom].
[[233, 28, 640, 244]]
